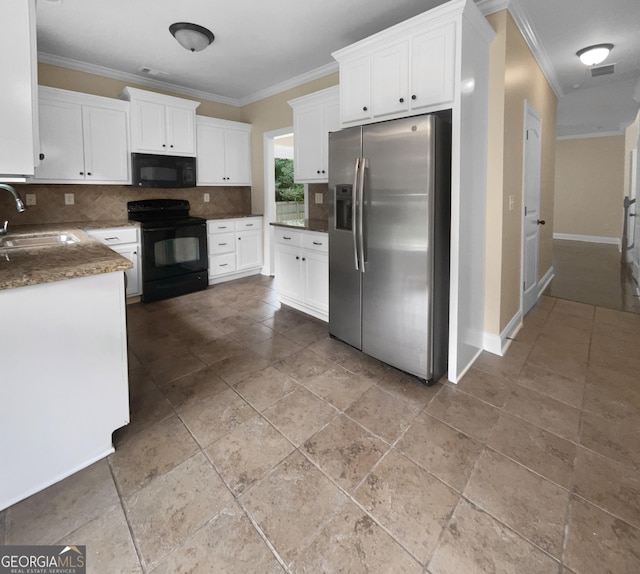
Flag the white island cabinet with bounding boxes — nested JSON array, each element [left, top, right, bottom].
[[0, 271, 129, 511], [274, 227, 328, 321]]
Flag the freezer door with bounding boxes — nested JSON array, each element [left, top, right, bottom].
[[328, 126, 362, 348], [361, 115, 436, 379]]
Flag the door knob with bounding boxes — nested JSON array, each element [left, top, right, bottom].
[[537, 219, 546, 225]]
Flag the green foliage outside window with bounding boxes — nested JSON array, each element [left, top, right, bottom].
[[275, 158, 304, 202]]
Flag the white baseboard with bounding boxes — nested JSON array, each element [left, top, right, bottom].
[[538, 265, 554, 296], [553, 233, 621, 248], [483, 310, 523, 357]]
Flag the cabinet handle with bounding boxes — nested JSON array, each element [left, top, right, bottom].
[[219, 226, 227, 229], [312, 241, 323, 245], [220, 263, 228, 267], [104, 237, 119, 241], [219, 242, 227, 246], [363, 106, 368, 111], [411, 95, 417, 100], [246, 224, 253, 227], [283, 236, 291, 240], [399, 97, 404, 103]]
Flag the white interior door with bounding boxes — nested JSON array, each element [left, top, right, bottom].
[[522, 102, 543, 315]]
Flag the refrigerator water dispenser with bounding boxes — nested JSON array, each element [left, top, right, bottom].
[[334, 185, 353, 230]]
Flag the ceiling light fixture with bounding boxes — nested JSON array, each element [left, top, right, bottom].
[[576, 44, 613, 67], [169, 22, 214, 52]]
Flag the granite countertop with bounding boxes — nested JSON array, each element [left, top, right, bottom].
[[0, 223, 133, 291], [198, 213, 262, 221], [270, 219, 329, 233]]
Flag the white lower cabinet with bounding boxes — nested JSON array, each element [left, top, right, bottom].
[[207, 217, 263, 283], [274, 227, 328, 321], [85, 226, 141, 297]]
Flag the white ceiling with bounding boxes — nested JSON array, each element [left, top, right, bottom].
[[35, 0, 640, 138]]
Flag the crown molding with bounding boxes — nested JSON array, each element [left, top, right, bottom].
[[38, 52, 338, 108], [476, 0, 563, 99], [475, 0, 510, 16], [38, 52, 242, 106], [239, 61, 338, 106]]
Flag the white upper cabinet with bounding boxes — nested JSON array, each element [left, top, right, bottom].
[[34, 87, 129, 184], [289, 86, 340, 183], [0, 0, 39, 180], [196, 116, 252, 186], [120, 87, 199, 156], [333, 9, 457, 125]]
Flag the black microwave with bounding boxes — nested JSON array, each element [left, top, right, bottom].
[[131, 153, 197, 188]]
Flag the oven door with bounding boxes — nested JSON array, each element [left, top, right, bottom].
[[141, 222, 207, 282]]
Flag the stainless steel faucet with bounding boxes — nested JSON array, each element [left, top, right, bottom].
[[1, 184, 26, 236]]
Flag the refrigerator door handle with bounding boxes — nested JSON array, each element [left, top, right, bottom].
[[352, 157, 360, 271], [358, 157, 367, 273]]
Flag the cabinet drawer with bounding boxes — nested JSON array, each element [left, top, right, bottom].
[[274, 227, 301, 246], [302, 232, 328, 253], [207, 220, 235, 234], [209, 253, 237, 275], [209, 232, 235, 255], [236, 217, 262, 231], [87, 226, 138, 245]]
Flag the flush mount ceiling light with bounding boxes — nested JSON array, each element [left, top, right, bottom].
[[169, 22, 214, 52], [576, 43, 613, 66]]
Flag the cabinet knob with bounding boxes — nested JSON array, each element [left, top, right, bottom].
[[162, 144, 166, 148], [363, 106, 368, 111], [302, 257, 306, 261], [399, 97, 404, 103], [238, 237, 242, 240], [411, 95, 417, 100], [39, 153, 45, 160], [87, 172, 92, 176], [79, 171, 84, 175], [296, 256, 299, 260], [170, 145, 174, 148], [321, 170, 325, 174]]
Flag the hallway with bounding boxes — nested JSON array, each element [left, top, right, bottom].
[[545, 239, 640, 314]]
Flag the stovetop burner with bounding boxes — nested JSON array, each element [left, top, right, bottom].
[[127, 199, 205, 226]]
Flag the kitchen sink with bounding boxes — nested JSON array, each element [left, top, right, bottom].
[[0, 233, 80, 249]]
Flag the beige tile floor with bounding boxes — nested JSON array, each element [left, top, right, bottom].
[[2, 275, 640, 573]]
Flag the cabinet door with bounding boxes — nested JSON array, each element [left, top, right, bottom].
[[166, 105, 196, 155], [373, 40, 409, 117], [236, 229, 262, 271], [410, 23, 456, 110], [131, 99, 166, 153], [197, 123, 226, 184], [294, 105, 324, 182], [82, 105, 129, 183], [34, 99, 85, 181], [321, 100, 340, 174], [224, 129, 251, 185], [112, 244, 141, 297], [275, 244, 302, 301], [303, 250, 328, 313], [340, 56, 372, 124]]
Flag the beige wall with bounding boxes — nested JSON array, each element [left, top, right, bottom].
[[484, 11, 557, 335], [554, 136, 625, 239], [38, 63, 243, 121], [240, 73, 338, 214]]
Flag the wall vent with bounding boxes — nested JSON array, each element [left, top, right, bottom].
[[591, 64, 615, 77], [137, 67, 169, 78]]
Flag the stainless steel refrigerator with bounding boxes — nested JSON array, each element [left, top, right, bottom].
[[328, 113, 451, 384]]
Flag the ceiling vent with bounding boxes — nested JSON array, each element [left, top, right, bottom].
[[591, 64, 615, 78], [137, 67, 169, 78]]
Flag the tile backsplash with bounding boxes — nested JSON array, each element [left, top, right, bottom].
[[308, 183, 329, 222], [2, 184, 252, 226]]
